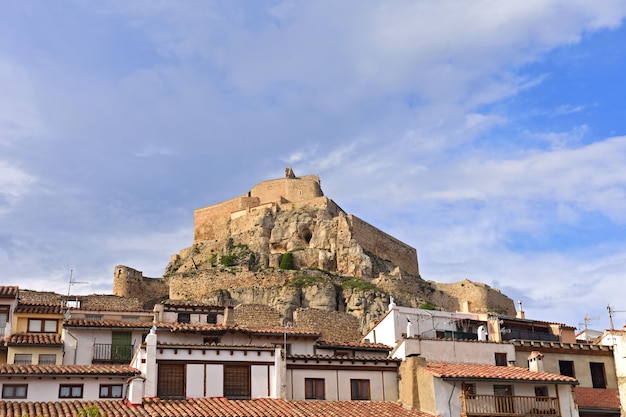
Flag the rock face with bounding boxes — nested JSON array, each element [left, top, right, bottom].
[[113, 169, 516, 338]]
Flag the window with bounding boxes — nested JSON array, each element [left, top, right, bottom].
[[2, 384, 28, 399], [335, 349, 352, 357], [495, 352, 508, 366], [559, 360, 575, 378], [59, 384, 83, 399], [27, 318, 58, 333], [122, 315, 139, 322], [38, 354, 56, 365], [0, 305, 9, 329], [13, 354, 32, 364], [203, 336, 220, 345], [535, 386, 549, 398], [224, 365, 251, 399], [65, 300, 81, 308], [157, 363, 185, 399], [100, 384, 123, 398], [305, 378, 325, 400], [590, 362, 607, 388], [206, 313, 217, 324], [178, 313, 191, 323], [350, 379, 370, 400], [462, 382, 476, 397], [85, 314, 103, 321]]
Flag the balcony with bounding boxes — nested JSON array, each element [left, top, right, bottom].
[[462, 394, 561, 416], [93, 343, 134, 363]]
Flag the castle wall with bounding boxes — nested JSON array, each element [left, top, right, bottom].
[[194, 196, 261, 241], [348, 215, 419, 277], [250, 175, 322, 205], [112, 265, 169, 303]]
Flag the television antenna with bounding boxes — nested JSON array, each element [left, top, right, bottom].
[[66, 269, 89, 302], [607, 305, 626, 330], [578, 315, 601, 340]]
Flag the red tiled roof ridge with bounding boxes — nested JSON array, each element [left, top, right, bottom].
[[288, 353, 401, 362], [0, 364, 140, 376], [156, 342, 277, 349], [424, 362, 577, 384], [0, 285, 18, 298], [7, 333, 63, 345], [316, 339, 392, 349], [0, 397, 437, 417]]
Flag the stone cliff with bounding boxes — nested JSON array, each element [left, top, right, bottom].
[[114, 169, 516, 339]]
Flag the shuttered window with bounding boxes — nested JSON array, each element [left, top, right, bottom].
[[157, 363, 185, 399], [224, 365, 251, 399]]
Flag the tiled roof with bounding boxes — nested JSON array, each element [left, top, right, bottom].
[[424, 362, 578, 384], [63, 320, 321, 338], [0, 286, 18, 298], [65, 319, 156, 329], [0, 364, 140, 377], [317, 340, 391, 351], [7, 333, 63, 346], [0, 398, 436, 417], [14, 302, 63, 314], [574, 387, 620, 410], [162, 299, 224, 309], [289, 354, 401, 363]]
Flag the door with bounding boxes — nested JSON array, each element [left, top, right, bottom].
[[494, 384, 514, 414], [111, 331, 132, 361]]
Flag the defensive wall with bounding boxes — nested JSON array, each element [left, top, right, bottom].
[[347, 214, 419, 277], [113, 265, 169, 305]]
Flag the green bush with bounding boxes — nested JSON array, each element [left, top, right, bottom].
[[419, 301, 436, 310], [279, 252, 295, 270], [290, 275, 325, 287], [341, 277, 376, 291], [220, 255, 238, 267]]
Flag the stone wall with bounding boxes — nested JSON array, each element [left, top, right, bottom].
[[348, 214, 419, 277], [294, 308, 362, 342], [431, 279, 515, 316], [234, 304, 283, 327], [112, 265, 169, 307]]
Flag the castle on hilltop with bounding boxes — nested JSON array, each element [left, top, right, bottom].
[[192, 167, 419, 277]]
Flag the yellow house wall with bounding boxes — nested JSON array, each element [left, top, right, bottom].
[[7, 346, 63, 365], [12, 314, 62, 334]]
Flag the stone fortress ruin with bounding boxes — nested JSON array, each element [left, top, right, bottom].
[[114, 168, 515, 335]]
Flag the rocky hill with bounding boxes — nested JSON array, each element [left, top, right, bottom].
[[114, 169, 515, 339]]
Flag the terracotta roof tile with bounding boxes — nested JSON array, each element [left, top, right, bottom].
[[65, 319, 156, 329], [424, 362, 578, 384], [0, 398, 436, 417], [0, 286, 18, 298], [14, 302, 63, 314], [289, 354, 401, 363], [7, 333, 63, 346], [574, 387, 620, 410], [317, 340, 392, 350], [0, 364, 140, 377]]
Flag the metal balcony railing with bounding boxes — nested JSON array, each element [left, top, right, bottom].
[[462, 394, 561, 416], [93, 343, 134, 362]]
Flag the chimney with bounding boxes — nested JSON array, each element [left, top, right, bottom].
[[462, 300, 471, 313], [224, 305, 235, 326], [516, 300, 525, 319], [407, 318, 414, 338], [528, 351, 544, 373]]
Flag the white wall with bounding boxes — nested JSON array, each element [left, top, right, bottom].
[[288, 368, 397, 401], [394, 338, 516, 364], [0, 377, 128, 402]]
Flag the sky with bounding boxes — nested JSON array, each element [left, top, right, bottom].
[[2, 1, 626, 333]]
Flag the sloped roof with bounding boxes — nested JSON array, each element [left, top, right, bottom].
[[14, 303, 63, 314], [7, 333, 63, 346], [0, 364, 140, 377], [0, 286, 18, 298], [316, 340, 392, 351], [424, 362, 577, 384], [574, 387, 620, 410], [0, 398, 437, 417]]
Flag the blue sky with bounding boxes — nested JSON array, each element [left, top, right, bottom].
[[2, 1, 626, 332]]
